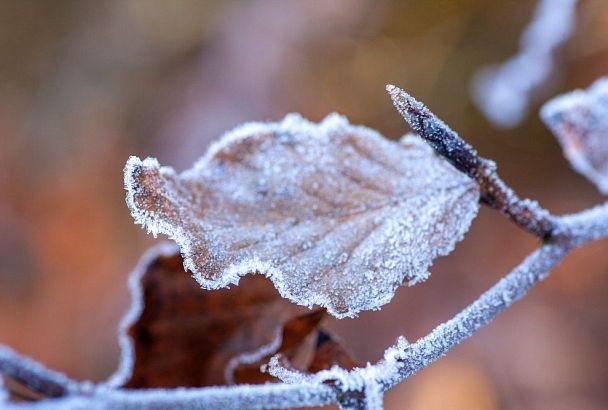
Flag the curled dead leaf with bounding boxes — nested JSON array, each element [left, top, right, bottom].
[[113, 244, 302, 388], [229, 310, 324, 384], [113, 244, 358, 388], [125, 113, 479, 317]]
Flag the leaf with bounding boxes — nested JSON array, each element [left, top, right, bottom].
[[230, 320, 360, 385], [229, 310, 325, 384], [307, 330, 359, 373], [124, 113, 480, 318], [112, 244, 357, 388], [113, 244, 304, 388], [541, 77, 608, 194]]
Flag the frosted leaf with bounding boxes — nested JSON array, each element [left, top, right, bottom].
[[125, 113, 480, 318], [541, 77, 608, 194]]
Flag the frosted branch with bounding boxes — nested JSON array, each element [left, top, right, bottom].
[[471, 0, 578, 128], [0, 382, 337, 410], [558, 202, 608, 245], [0, 345, 83, 398], [379, 243, 569, 389], [387, 85, 556, 238]]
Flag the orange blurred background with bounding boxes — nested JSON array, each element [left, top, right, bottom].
[[1, 1, 607, 408]]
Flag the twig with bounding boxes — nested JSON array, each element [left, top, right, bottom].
[[0, 346, 82, 398], [558, 201, 608, 245], [386, 84, 557, 239], [381, 243, 570, 389], [0, 382, 337, 410]]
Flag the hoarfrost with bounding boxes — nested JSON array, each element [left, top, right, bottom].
[[471, 0, 578, 128], [541, 77, 608, 194], [0, 383, 338, 410], [0, 345, 81, 398], [125, 113, 479, 318]]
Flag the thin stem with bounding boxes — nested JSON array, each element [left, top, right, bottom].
[[0, 382, 337, 410], [558, 201, 608, 245], [386, 85, 556, 239], [0, 346, 81, 398], [381, 243, 570, 389]]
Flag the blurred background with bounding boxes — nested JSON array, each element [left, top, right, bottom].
[[1, 0, 607, 408]]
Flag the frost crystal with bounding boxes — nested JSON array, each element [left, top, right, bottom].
[[471, 0, 578, 128], [125, 113, 479, 317], [541, 77, 608, 194]]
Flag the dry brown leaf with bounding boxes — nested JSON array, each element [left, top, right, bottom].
[[112, 244, 356, 388], [229, 310, 325, 384], [124, 114, 479, 318], [113, 244, 303, 388], [229, 314, 360, 384], [541, 77, 608, 194], [307, 330, 359, 373]]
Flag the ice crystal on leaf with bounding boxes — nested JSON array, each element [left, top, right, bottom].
[[541, 77, 608, 194], [124, 113, 480, 318]]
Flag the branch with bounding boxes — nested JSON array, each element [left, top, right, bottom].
[[381, 243, 569, 389], [387, 84, 556, 239], [558, 201, 608, 245], [0, 345, 82, 398], [0, 381, 337, 410]]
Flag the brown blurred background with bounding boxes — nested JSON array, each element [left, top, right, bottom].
[[1, 1, 607, 409]]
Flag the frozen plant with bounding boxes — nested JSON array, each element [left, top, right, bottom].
[[1, 79, 608, 409]]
